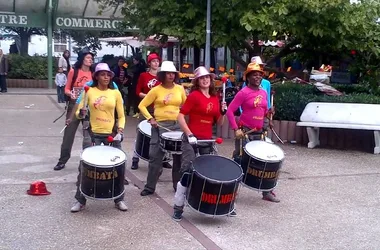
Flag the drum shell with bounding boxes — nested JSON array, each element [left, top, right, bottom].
[[159, 137, 182, 154], [186, 155, 243, 216], [135, 127, 150, 161], [240, 151, 283, 191], [80, 161, 125, 200]]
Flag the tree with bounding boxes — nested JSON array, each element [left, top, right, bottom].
[[1, 27, 45, 56], [97, 0, 380, 69]]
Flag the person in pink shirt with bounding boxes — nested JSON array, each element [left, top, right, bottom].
[[226, 63, 279, 202]]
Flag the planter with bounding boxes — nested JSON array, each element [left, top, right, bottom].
[[7, 79, 49, 88]]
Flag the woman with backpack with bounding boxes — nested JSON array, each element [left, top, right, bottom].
[[53, 48, 94, 171]]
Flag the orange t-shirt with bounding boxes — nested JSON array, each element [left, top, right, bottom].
[[64, 68, 93, 96]]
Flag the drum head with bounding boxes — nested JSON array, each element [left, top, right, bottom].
[[192, 155, 242, 182], [138, 120, 151, 136], [161, 131, 183, 140], [81, 146, 126, 167], [244, 141, 284, 162]]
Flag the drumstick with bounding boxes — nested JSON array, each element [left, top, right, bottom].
[[221, 76, 228, 104], [157, 124, 172, 132], [83, 85, 90, 109], [60, 125, 67, 134], [270, 90, 275, 120], [197, 137, 223, 144]]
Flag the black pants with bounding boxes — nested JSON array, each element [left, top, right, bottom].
[[126, 90, 139, 115], [75, 133, 124, 205], [0, 75, 7, 92]]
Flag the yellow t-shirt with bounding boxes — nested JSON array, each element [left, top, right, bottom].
[[76, 87, 125, 134], [138, 84, 187, 121]]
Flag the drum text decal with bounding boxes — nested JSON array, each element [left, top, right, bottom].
[[201, 192, 237, 205], [85, 169, 118, 180], [247, 167, 278, 179]]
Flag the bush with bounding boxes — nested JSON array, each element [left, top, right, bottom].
[[272, 83, 380, 121], [7, 55, 58, 80]]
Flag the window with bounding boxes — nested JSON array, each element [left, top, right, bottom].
[[54, 34, 67, 44], [54, 44, 67, 53]]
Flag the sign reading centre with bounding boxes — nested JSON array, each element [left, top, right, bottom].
[[0, 13, 125, 31]]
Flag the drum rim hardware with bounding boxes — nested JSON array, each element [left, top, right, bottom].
[[243, 142, 285, 163]]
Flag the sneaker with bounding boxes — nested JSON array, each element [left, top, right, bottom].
[[131, 159, 139, 170], [262, 191, 280, 203], [132, 113, 139, 118], [228, 210, 237, 217], [54, 163, 65, 171], [115, 201, 128, 211], [140, 189, 154, 196], [172, 210, 183, 222], [162, 162, 172, 169], [70, 202, 85, 213], [124, 179, 129, 185]]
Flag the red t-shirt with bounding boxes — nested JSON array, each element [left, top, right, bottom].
[[136, 72, 161, 96], [180, 90, 221, 139]]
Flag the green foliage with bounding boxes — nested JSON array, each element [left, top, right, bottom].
[[7, 55, 57, 80], [100, 0, 380, 68], [272, 83, 380, 121]]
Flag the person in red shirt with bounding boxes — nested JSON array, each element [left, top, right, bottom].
[[172, 66, 228, 221], [131, 52, 172, 170]]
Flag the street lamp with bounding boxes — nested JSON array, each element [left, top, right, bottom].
[[205, 0, 211, 69]]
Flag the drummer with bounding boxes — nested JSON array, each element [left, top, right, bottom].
[[138, 61, 187, 196], [226, 63, 279, 203], [172, 66, 229, 221], [240, 56, 273, 131], [71, 63, 128, 212], [131, 52, 172, 170]]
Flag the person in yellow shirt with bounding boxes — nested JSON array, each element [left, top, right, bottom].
[[70, 63, 128, 213], [138, 61, 187, 196]]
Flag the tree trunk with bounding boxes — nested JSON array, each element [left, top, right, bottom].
[[19, 29, 29, 56]]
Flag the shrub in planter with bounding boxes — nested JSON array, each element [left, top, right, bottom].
[[7, 55, 58, 80], [272, 83, 380, 121]]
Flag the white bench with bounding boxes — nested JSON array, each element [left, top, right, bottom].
[[296, 102, 380, 154]]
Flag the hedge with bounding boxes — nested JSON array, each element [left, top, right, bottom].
[[273, 83, 380, 121], [7, 55, 58, 80]]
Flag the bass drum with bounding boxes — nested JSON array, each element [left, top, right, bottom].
[[186, 155, 243, 216], [80, 145, 126, 200], [241, 141, 284, 191]]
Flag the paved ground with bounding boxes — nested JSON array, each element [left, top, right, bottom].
[[1, 92, 380, 250]]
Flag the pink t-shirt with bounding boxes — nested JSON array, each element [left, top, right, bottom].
[[226, 87, 268, 130]]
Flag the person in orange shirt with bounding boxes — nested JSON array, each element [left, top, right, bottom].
[[53, 48, 94, 171]]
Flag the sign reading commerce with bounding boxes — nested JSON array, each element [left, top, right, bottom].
[[55, 17, 123, 31], [0, 13, 128, 31]]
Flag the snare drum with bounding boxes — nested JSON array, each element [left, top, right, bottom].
[[241, 141, 284, 191], [135, 120, 151, 161], [80, 146, 126, 200], [186, 155, 243, 216], [160, 131, 183, 154]]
